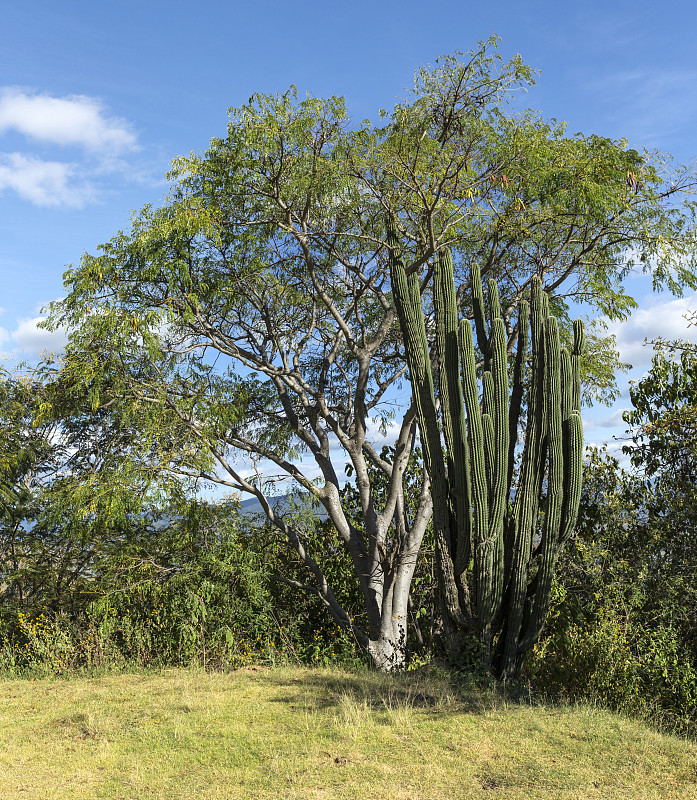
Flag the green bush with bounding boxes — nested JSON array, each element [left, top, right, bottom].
[[0, 498, 363, 676], [527, 583, 697, 736], [526, 446, 697, 737]]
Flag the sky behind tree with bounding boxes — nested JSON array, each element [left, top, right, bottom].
[[2, 0, 697, 464]]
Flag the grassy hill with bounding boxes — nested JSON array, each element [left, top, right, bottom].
[[2, 666, 696, 799]]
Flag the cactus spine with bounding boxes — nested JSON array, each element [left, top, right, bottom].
[[389, 223, 584, 679]]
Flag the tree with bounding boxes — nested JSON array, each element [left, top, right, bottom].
[[621, 332, 697, 585], [528, 337, 697, 729], [46, 39, 697, 671], [0, 358, 193, 612], [0, 362, 65, 607]]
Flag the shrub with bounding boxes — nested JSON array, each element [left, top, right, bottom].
[[526, 446, 697, 737]]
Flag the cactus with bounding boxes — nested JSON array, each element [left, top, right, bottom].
[[388, 220, 584, 680]]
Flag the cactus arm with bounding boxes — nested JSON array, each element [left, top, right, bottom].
[[571, 319, 585, 413], [488, 278, 502, 328], [387, 225, 440, 481], [482, 406, 494, 508], [460, 317, 490, 617], [434, 248, 473, 575], [484, 316, 509, 625], [517, 316, 563, 652], [558, 412, 583, 544], [470, 258, 489, 361], [507, 301, 529, 496], [387, 218, 467, 628], [558, 320, 584, 543], [488, 321, 510, 537], [560, 347, 572, 421]]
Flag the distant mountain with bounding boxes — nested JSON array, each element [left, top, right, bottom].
[[239, 493, 326, 520]]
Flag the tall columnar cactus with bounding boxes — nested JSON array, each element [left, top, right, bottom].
[[387, 218, 584, 680]]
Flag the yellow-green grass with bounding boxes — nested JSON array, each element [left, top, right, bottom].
[[1, 665, 696, 799]]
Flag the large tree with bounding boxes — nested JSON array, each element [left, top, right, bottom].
[[47, 39, 697, 670]]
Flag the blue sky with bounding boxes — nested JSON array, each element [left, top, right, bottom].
[[2, 0, 697, 468]]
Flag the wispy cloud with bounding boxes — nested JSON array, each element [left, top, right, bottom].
[[584, 67, 697, 145], [0, 89, 138, 155], [583, 408, 628, 433]]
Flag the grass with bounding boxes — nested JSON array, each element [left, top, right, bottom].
[[1, 665, 697, 799]]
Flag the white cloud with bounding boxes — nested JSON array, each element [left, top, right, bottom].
[[582, 290, 697, 453], [605, 292, 697, 371], [0, 89, 142, 207], [10, 315, 67, 355], [0, 152, 94, 207], [583, 408, 629, 433], [0, 88, 138, 155], [584, 437, 632, 466]]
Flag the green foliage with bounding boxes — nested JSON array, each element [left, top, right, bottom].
[[0, 362, 94, 609], [528, 431, 697, 736], [0, 357, 198, 615], [1, 492, 362, 676], [528, 584, 697, 737], [624, 346, 697, 482]]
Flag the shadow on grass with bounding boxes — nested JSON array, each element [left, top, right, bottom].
[[253, 664, 541, 718]]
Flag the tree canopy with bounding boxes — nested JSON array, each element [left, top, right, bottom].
[[46, 38, 697, 669]]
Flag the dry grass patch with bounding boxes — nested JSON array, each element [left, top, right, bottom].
[[1, 665, 696, 799]]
